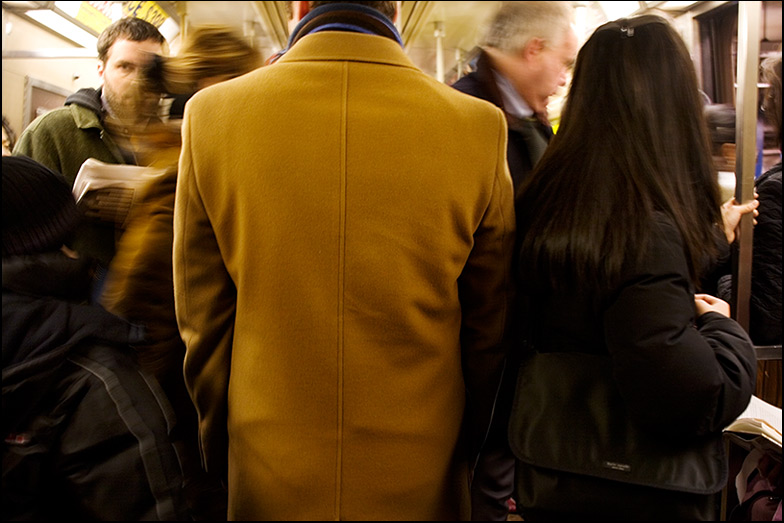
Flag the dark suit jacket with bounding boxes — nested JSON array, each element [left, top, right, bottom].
[[452, 50, 553, 193]]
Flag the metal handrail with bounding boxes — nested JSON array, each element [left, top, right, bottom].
[[730, 1, 761, 332], [755, 345, 783, 361]]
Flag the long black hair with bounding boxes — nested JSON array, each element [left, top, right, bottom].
[[516, 15, 722, 293]]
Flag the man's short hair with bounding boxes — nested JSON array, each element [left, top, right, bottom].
[[483, 1, 574, 54], [97, 17, 165, 63], [309, 1, 397, 21]]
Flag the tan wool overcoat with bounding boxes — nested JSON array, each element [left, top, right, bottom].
[[174, 30, 515, 521]]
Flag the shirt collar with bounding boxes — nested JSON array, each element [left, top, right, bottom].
[[492, 71, 534, 120]]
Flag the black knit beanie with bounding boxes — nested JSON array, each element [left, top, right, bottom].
[[2, 156, 81, 257]]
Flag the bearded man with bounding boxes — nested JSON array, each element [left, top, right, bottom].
[[14, 17, 165, 272]]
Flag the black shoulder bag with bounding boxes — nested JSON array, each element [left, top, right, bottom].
[[508, 351, 727, 520]]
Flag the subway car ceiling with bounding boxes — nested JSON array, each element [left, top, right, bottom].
[[2, 1, 782, 134], [5, 1, 781, 79]]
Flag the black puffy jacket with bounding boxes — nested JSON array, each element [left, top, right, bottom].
[[718, 163, 782, 345], [2, 252, 187, 521]]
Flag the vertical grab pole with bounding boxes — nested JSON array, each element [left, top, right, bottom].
[[434, 21, 445, 83], [732, 1, 761, 331]]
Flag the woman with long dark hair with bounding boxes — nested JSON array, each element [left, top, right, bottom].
[[512, 15, 757, 520]]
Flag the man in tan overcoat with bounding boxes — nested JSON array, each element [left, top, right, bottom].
[[173, 1, 515, 520]]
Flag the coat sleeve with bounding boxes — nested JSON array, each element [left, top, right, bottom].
[[173, 111, 236, 481], [458, 108, 516, 459], [604, 216, 756, 439]]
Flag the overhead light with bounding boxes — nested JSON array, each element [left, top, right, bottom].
[[54, 1, 113, 34], [573, 3, 590, 43], [110, 2, 123, 21], [1, 1, 42, 7], [599, 1, 642, 21], [658, 1, 701, 10], [18, 1, 180, 50], [25, 9, 98, 49], [158, 17, 180, 42], [54, 1, 83, 19]]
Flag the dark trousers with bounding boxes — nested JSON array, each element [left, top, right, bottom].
[[470, 361, 517, 521]]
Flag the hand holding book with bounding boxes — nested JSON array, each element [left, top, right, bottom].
[[724, 395, 782, 447]]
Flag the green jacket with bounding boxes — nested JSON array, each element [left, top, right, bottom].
[[14, 88, 128, 266]]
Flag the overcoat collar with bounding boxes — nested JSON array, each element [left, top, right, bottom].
[[269, 3, 403, 65], [276, 30, 418, 71]]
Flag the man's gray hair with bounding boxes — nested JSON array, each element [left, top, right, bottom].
[[483, 1, 575, 54]]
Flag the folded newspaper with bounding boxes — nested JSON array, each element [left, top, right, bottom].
[[724, 395, 782, 447], [72, 158, 168, 228]]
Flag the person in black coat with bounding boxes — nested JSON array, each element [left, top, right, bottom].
[[512, 15, 756, 520], [451, 3, 579, 520], [718, 53, 782, 346], [2, 156, 187, 521], [452, 2, 578, 196]]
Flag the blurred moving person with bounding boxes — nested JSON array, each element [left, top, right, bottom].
[[100, 25, 262, 521], [143, 25, 263, 121]]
